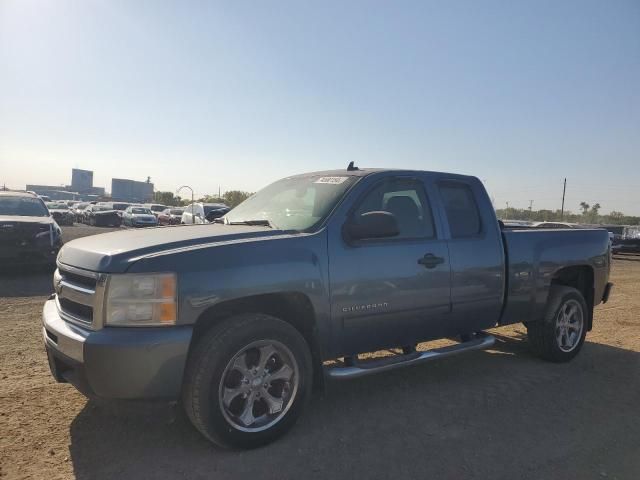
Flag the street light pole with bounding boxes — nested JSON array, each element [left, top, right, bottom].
[[176, 185, 194, 224]]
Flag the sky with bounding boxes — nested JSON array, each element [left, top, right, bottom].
[[1, 0, 639, 214]]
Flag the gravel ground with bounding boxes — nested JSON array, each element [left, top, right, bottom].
[[1, 225, 639, 479]]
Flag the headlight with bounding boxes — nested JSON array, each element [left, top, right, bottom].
[[105, 273, 177, 326]]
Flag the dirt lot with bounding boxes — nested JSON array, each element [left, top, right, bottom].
[[1, 225, 639, 480]]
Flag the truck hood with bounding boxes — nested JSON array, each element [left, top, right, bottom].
[[57, 224, 282, 273]]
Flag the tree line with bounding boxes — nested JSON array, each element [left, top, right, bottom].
[[496, 202, 639, 225], [153, 190, 253, 209]]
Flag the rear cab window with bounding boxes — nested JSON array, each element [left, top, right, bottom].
[[437, 182, 482, 238]]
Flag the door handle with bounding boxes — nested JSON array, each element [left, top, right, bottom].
[[418, 253, 444, 269]]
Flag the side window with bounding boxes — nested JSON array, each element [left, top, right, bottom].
[[353, 178, 435, 239], [438, 182, 481, 238]]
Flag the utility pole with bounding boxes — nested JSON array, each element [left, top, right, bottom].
[[561, 178, 567, 220], [528, 200, 534, 220]]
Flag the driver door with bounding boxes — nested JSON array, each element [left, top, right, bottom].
[[328, 176, 451, 355]]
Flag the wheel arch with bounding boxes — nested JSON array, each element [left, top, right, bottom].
[[549, 265, 595, 330], [189, 292, 325, 392]]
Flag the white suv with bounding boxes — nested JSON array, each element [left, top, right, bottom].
[[181, 203, 229, 224]]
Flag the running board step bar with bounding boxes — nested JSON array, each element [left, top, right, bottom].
[[326, 332, 495, 380]]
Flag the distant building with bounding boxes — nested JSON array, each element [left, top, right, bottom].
[[84, 186, 106, 196], [71, 168, 93, 193], [111, 178, 154, 203], [25, 168, 106, 201], [26, 185, 80, 201]]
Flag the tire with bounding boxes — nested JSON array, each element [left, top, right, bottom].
[[526, 286, 588, 362], [182, 313, 313, 449]]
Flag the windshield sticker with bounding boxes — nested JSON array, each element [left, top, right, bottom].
[[314, 176, 349, 184]]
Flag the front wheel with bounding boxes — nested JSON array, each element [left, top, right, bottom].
[[526, 285, 588, 362], [182, 314, 312, 449]]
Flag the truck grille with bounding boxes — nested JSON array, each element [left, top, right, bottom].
[[54, 264, 103, 329], [58, 297, 94, 321]]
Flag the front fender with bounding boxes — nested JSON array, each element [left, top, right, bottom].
[[126, 231, 332, 351]]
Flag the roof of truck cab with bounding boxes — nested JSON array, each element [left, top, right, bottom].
[[288, 168, 477, 180]]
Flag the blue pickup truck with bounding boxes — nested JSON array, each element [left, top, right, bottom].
[[43, 166, 613, 448]]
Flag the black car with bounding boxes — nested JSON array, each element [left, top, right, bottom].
[[205, 205, 230, 222], [103, 202, 131, 218], [46, 202, 75, 226], [0, 191, 63, 267], [85, 204, 122, 227]]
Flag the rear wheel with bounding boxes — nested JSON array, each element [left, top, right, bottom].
[[182, 313, 312, 449], [527, 286, 588, 362]]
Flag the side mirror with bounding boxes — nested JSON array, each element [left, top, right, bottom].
[[346, 211, 399, 241]]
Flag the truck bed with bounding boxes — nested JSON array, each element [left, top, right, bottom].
[[500, 228, 611, 326]]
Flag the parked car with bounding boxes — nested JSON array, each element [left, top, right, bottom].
[[501, 219, 534, 227], [85, 204, 122, 227], [103, 202, 131, 217], [144, 204, 167, 218], [157, 207, 185, 226], [0, 191, 62, 267], [181, 202, 230, 224], [612, 225, 640, 254], [43, 167, 612, 449], [122, 206, 158, 227], [532, 221, 577, 229], [72, 203, 90, 222], [46, 202, 75, 226]]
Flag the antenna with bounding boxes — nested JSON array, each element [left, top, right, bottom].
[[561, 178, 567, 220], [347, 161, 358, 171]]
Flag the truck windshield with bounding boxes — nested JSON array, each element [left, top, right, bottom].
[[0, 196, 49, 217], [225, 175, 357, 231]]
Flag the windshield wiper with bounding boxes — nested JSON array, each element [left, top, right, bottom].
[[227, 219, 275, 228]]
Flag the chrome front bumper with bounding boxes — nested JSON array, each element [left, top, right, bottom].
[[42, 298, 193, 399], [42, 297, 88, 362]]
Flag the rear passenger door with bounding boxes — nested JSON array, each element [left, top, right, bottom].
[[434, 178, 505, 334]]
